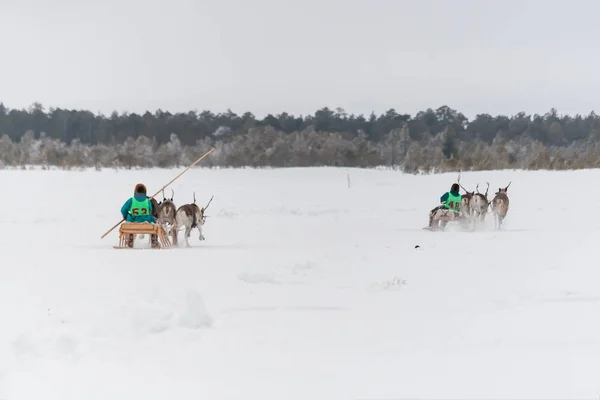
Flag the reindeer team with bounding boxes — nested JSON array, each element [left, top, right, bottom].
[[454, 173, 511, 230], [138, 189, 213, 247]]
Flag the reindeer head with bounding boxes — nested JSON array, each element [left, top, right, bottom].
[[475, 182, 490, 199], [162, 188, 175, 203], [157, 188, 176, 221], [469, 182, 490, 216], [496, 181, 511, 195]]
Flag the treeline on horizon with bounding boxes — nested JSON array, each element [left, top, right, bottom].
[[2, 101, 600, 172]]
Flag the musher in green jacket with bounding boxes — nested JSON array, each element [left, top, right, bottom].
[[428, 183, 462, 229], [120, 183, 159, 248]]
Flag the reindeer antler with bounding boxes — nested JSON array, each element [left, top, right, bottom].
[[485, 182, 490, 197], [457, 173, 470, 193], [203, 195, 214, 211], [193, 191, 196, 204], [170, 189, 174, 200], [162, 189, 165, 200], [505, 181, 512, 190], [476, 183, 480, 194]]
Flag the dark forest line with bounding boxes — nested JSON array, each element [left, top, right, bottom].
[[1, 102, 599, 172], [0, 102, 594, 146]]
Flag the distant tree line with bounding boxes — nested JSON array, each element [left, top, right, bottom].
[[2, 102, 600, 172]]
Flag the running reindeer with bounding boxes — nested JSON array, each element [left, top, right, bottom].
[[457, 173, 475, 220], [469, 182, 490, 229], [175, 193, 213, 247], [156, 188, 178, 246], [491, 182, 511, 230]]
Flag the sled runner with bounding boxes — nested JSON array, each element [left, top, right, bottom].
[[114, 222, 171, 249]]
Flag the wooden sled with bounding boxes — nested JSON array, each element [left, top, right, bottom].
[[114, 222, 171, 249]]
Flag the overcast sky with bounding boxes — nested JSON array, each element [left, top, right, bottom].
[[0, 0, 598, 119]]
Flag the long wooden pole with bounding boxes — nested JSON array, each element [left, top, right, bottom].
[[100, 147, 216, 239]]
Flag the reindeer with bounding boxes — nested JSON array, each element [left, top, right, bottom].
[[156, 188, 178, 246], [457, 173, 475, 220], [491, 182, 511, 230], [175, 193, 213, 247], [469, 182, 490, 229], [150, 197, 160, 219]]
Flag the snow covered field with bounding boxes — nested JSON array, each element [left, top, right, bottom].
[[0, 166, 599, 399]]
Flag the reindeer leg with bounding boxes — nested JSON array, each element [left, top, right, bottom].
[[172, 222, 178, 247], [198, 224, 205, 241], [184, 226, 191, 247], [461, 209, 470, 231], [439, 220, 449, 231]]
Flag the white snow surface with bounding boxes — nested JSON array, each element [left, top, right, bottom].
[[0, 167, 599, 399]]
